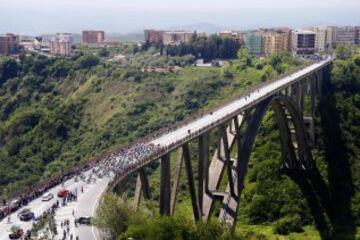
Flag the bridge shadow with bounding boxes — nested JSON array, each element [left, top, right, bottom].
[[314, 72, 356, 240], [288, 169, 332, 240], [287, 69, 356, 240]]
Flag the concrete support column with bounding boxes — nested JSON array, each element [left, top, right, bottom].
[[198, 133, 209, 214], [183, 143, 201, 221], [160, 153, 171, 216], [170, 148, 183, 215], [273, 102, 298, 169], [317, 69, 323, 96], [220, 125, 235, 197], [299, 81, 305, 115], [133, 174, 142, 209]]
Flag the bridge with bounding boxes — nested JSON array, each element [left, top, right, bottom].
[[0, 58, 332, 239]]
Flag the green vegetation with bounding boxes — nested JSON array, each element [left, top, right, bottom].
[[2, 44, 360, 239], [0, 48, 302, 198], [143, 34, 241, 62], [94, 45, 360, 239], [95, 193, 267, 240]]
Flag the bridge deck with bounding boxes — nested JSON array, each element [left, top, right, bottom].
[[151, 58, 331, 150]]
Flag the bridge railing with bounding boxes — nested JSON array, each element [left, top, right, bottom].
[[106, 59, 333, 189]]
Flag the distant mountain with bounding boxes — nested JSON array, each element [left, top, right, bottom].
[[168, 23, 227, 34]]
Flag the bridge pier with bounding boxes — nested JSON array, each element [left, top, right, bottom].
[[160, 153, 171, 215], [198, 133, 209, 215], [133, 167, 151, 208], [170, 148, 184, 215]]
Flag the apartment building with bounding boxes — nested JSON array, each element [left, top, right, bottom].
[[144, 29, 165, 44], [260, 28, 291, 56], [82, 30, 105, 44], [162, 31, 195, 45], [334, 26, 357, 45], [244, 30, 263, 56], [219, 31, 245, 44], [50, 33, 73, 56], [0, 33, 19, 55], [356, 27, 360, 45], [303, 27, 328, 52], [292, 30, 316, 56]]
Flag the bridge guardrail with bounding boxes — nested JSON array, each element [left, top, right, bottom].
[[105, 58, 332, 189]]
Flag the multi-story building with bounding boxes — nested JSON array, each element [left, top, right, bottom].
[[303, 27, 328, 52], [219, 31, 244, 45], [0, 33, 19, 55], [19, 36, 35, 51], [260, 28, 291, 56], [333, 26, 357, 45], [356, 27, 360, 45], [144, 29, 165, 44], [82, 30, 105, 44], [244, 30, 263, 56], [292, 30, 316, 56], [325, 26, 335, 48], [50, 33, 73, 56], [162, 31, 195, 45]]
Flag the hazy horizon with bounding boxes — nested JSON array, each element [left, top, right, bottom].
[[1, 0, 360, 35]]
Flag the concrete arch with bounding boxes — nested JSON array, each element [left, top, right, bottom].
[[218, 94, 315, 227], [235, 94, 314, 196]]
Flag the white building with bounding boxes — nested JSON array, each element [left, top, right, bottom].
[[292, 30, 316, 56]]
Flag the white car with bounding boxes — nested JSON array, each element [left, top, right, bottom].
[[41, 193, 54, 201]]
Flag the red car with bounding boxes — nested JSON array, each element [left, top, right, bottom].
[[57, 189, 69, 198]]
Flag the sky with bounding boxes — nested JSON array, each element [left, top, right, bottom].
[[1, 0, 360, 35]]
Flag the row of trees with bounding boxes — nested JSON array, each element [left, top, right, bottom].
[[143, 34, 241, 62], [94, 193, 264, 240]]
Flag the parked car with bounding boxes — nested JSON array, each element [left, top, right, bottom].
[[9, 199, 20, 212], [0, 206, 10, 220], [75, 216, 92, 225], [57, 189, 69, 198], [8, 228, 23, 239], [41, 193, 54, 201], [0, 206, 10, 217], [18, 208, 34, 221]]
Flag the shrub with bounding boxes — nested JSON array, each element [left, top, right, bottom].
[[273, 215, 303, 235], [76, 55, 100, 69]]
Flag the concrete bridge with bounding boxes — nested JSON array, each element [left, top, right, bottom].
[[0, 57, 333, 239], [109, 57, 332, 227]]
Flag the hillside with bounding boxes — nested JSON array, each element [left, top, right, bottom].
[[92, 46, 360, 240], [0, 48, 302, 198], [121, 47, 360, 239], [1, 45, 359, 239]]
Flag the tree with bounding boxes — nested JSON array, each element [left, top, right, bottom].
[[76, 55, 100, 69], [49, 59, 73, 78], [237, 47, 252, 67], [94, 193, 136, 237], [98, 48, 109, 57], [335, 44, 352, 60], [0, 57, 18, 87]]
